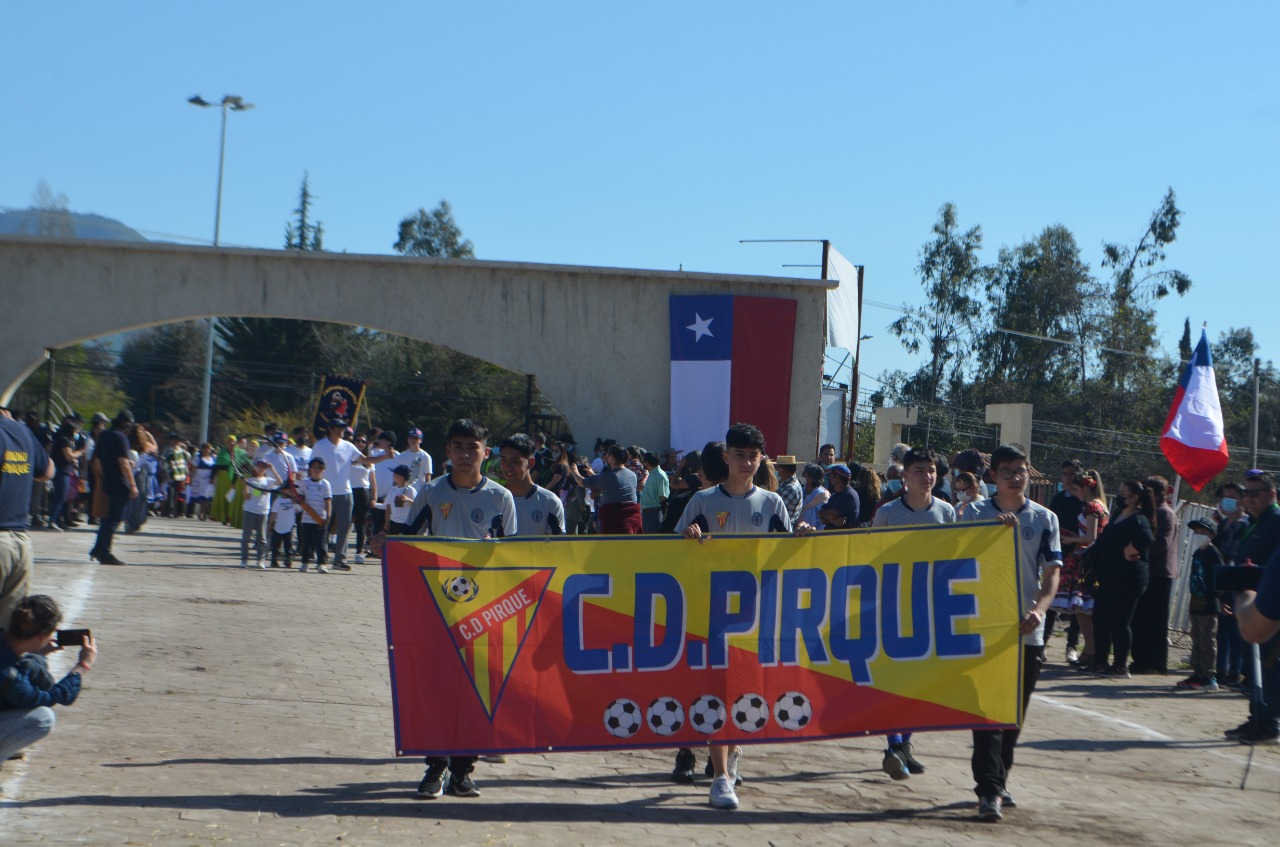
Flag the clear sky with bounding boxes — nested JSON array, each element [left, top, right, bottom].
[[3, 2, 1276, 395]]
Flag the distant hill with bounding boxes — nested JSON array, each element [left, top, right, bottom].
[[0, 209, 147, 242]]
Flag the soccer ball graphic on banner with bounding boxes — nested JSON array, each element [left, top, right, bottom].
[[647, 697, 686, 736], [732, 693, 770, 732], [689, 694, 727, 734], [603, 699, 642, 738], [774, 691, 812, 730], [443, 575, 479, 603]]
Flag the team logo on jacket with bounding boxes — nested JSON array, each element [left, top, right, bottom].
[[532, 509, 543, 524], [471, 508, 484, 524], [439, 503, 454, 519], [751, 511, 763, 526], [716, 511, 730, 529]]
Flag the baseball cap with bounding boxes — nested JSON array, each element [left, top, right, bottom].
[[828, 464, 853, 479], [327, 417, 348, 428], [271, 432, 288, 444], [1188, 518, 1215, 535], [408, 427, 424, 440]]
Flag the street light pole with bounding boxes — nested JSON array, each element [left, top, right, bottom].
[[188, 94, 253, 445]]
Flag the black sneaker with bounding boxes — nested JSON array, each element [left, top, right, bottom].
[[673, 748, 696, 784], [1224, 720, 1255, 740], [977, 795, 1003, 822], [897, 741, 925, 775], [881, 746, 909, 781], [999, 788, 1017, 808], [1237, 726, 1280, 746], [417, 765, 447, 799], [447, 772, 481, 797], [333, 562, 352, 571]]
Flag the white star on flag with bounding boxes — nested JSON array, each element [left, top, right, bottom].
[[686, 313, 714, 342]]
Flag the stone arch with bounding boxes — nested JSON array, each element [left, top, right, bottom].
[[1, 237, 829, 453]]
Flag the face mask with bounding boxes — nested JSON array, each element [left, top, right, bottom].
[[1220, 497, 1238, 513], [886, 479, 903, 494], [1056, 482, 1064, 493], [951, 468, 960, 478], [1192, 535, 1211, 551], [955, 490, 970, 503], [985, 483, 998, 497]]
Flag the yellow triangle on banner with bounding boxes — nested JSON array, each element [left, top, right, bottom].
[[421, 567, 553, 718]]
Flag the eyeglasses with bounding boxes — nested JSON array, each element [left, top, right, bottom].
[[1242, 489, 1268, 498], [997, 468, 1029, 480]]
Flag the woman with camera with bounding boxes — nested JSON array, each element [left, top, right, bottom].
[[0, 595, 97, 764]]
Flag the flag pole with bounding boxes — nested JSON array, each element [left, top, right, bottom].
[[847, 264, 864, 464]]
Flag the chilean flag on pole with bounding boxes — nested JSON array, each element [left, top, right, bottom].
[[1160, 329, 1229, 491], [670, 295, 797, 457]]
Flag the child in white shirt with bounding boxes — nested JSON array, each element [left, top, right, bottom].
[[386, 464, 416, 535], [268, 493, 302, 568]]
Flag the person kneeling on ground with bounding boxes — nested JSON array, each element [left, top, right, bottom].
[[0, 595, 98, 767]]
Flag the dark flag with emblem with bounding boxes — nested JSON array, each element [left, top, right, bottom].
[[312, 375, 367, 438]]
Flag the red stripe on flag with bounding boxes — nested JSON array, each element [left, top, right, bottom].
[[729, 296, 797, 454], [1159, 435, 1229, 492]]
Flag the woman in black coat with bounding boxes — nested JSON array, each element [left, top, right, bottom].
[[1088, 479, 1156, 677]]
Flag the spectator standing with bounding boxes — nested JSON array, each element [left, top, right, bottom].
[[89, 412, 137, 566], [46, 415, 83, 532], [1177, 518, 1222, 690], [23, 412, 51, 528], [161, 433, 190, 519], [819, 464, 861, 530], [1215, 481, 1250, 685], [1090, 480, 1156, 677], [1131, 475, 1177, 674], [853, 467, 881, 527], [774, 456, 803, 527], [348, 432, 375, 563], [639, 451, 670, 533], [572, 444, 641, 534], [0, 410, 53, 625], [797, 463, 829, 529]]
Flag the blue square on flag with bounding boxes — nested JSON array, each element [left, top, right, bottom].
[[670, 295, 733, 361]]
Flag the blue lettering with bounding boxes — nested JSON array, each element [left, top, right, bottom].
[[779, 568, 829, 665], [758, 569, 779, 666], [633, 572, 685, 671], [707, 571, 758, 668], [829, 565, 878, 684], [933, 558, 983, 658], [881, 562, 932, 660], [562, 573, 612, 673]]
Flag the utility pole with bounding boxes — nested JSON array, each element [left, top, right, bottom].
[[1251, 357, 1260, 469]]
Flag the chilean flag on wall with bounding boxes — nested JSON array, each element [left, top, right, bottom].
[[1160, 329, 1229, 491], [669, 295, 797, 457]]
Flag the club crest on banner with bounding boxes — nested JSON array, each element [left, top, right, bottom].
[[422, 566, 555, 718]]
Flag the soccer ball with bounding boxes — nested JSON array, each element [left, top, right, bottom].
[[732, 693, 770, 732], [444, 575, 478, 602], [774, 691, 812, 731], [689, 694, 726, 735], [647, 696, 685, 736], [603, 698, 642, 738]]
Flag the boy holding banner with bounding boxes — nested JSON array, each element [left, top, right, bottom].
[[408, 419, 517, 800], [960, 443, 1062, 822], [676, 422, 791, 811]]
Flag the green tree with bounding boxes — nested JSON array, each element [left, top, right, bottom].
[[394, 200, 475, 258], [284, 173, 324, 251], [27, 180, 74, 238], [978, 224, 1097, 408], [889, 203, 985, 405]]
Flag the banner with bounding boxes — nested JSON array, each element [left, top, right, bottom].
[[382, 524, 1024, 756], [311, 375, 366, 439]]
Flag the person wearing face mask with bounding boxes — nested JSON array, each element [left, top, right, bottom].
[[1049, 460, 1085, 535], [1214, 482, 1249, 556], [873, 464, 905, 518], [952, 471, 985, 518], [1177, 519, 1223, 691]]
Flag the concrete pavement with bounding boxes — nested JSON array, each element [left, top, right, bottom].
[[2, 517, 1277, 846]]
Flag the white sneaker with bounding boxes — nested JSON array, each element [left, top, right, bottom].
[[257, 560, 267, 570], [317, 565, 330, 574], [726, 747, 742, 785], [1066, 648, 1080, 664], [298, 564, 309, 573], [353, 554, 364, 564], [709, 775, 739, 810]]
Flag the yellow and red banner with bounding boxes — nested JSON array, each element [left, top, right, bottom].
[[382, 523, 1025, 756]]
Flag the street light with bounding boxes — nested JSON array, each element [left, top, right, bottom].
[[188, 93, 253, 445]]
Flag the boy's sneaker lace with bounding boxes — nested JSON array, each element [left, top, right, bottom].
[[882, 746, 909, 780], [897, 741, 925, 774], [447, 772, 481, 797]]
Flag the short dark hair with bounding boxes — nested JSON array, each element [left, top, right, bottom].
[[447, 419, 489, 442], [1217, 482, 1245, 496], [501, 433, 534, 457], [642, 451, 660, 467], [901, 447, 937, 470], [1062, 459, 1083, 471], [9, 595, 61, 639], [819, 443, 836, 453], [726, 422, 766, 451], [990, 443, 1028, 471], [802, 462, 825, 486], [309, 457, 326, 468], [701, 442, 729, 484], [1245, 469, 1277, 492]]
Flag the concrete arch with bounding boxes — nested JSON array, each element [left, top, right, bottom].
[[0, 236, 830, 453]]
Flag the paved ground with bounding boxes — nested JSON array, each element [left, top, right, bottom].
[[1, 518, 1277, 846]]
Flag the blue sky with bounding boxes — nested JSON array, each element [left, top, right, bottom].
[[3, 2, 1276, 396]]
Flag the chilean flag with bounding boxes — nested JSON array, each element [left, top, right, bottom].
[[670, 295, 797, 457], [1160, 329, 1229, 491]]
